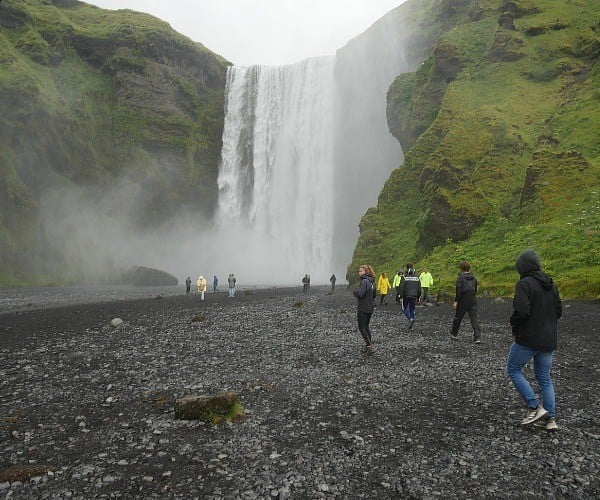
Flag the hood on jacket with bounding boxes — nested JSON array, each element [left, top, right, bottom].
[[516, 249, 541, 276], [516, 249, 555, 290]]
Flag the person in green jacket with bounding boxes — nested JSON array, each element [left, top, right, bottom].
[[392, 270, 403, 304], [419, 267, 434, 304]]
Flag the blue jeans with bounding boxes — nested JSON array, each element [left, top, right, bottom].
[[506, 342, 555, 418]]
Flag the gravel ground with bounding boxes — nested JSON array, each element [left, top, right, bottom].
[[1, 286, 599, 499]]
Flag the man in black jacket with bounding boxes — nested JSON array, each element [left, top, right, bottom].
[[506, 249, 562, 431], [451, 261, 482, 343], [399, 263, 421, 329]]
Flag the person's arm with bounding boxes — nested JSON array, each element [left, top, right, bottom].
[[510, 280, 531, 326]]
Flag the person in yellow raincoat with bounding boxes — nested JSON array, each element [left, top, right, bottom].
[[196, 275, 207, 301], [377, 272, 392, 306]]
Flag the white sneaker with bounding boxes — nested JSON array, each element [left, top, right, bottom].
[[521, 405, 548, 425], [534, 417, 558, 431]]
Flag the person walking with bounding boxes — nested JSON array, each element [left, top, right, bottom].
[[377, 271, 392, 306], [506, 249, 562, 431], [213, 275, 219, 293], [419, 267, 433, 304], [196, 275, 207, 301], [353, 264, 376, 353], [228, 273, 236, 298], [451, 261, 481, 343], [330, 274, 337, 291], [392, 270, 403, 304], [399, 263, 421, 329], [185, 276, 191, 295]]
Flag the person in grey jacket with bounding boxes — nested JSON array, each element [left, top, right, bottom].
[[506, 249, 562, 431], [451, 260, 481, 343]]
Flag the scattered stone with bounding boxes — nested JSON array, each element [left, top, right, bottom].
[[0, 465, 56, 483], [292, 301, 304, 308], [191, 313, 207, 323], [109, 318, 123, 328]]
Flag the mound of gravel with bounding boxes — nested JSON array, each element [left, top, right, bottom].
[[1, 287, 599, 498]]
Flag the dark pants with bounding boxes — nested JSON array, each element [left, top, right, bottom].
[[452, 301, 481, 339], [421, 287, 429, 303], [357, 311, 373, 346], [402, 297, 417, 320], [379, 292, 387, 305], [186, 286, 190, 294]]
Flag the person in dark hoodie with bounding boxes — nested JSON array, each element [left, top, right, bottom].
[[451, 260, 482, 343], [353, 264, 376, 353], [506, 249, 562, 431], [399, 263, 421, 329]]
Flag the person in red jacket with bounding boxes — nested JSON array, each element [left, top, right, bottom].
[[506, 249, 562, 431]]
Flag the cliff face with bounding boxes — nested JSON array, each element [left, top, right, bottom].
[[0, 0, 229, 284], [351, 0, 600, 298]]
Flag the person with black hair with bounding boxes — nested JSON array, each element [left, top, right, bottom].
[[399, 263, 421, 329]]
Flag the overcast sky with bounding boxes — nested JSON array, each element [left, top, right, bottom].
[[85, 0, 405, 66]]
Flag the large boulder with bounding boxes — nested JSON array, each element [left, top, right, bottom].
[[123, 266, 178, 286]]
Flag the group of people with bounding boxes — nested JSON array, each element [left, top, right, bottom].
[[185, 274, 237, 299], [353, 249, 562, 431]]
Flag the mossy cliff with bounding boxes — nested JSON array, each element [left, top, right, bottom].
[[350, 0, 600, 299], [0, 0, 228, 285]]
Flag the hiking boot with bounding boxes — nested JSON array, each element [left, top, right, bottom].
[[521, 405, 548, 425], [408, 319, 415, 330], [450, 332, 458, 340], [534, 417, 558, 432], [474, 338, 481, 344]]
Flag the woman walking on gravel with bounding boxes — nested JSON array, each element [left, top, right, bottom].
[[506, 249, 562, 431], [353, 264, 376, 353]]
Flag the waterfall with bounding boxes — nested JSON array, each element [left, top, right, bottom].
[[217, 57, 335, 283], [214, 9, 414, 285]]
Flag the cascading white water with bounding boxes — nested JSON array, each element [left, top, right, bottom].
[[217, 57, 335, 283], [214, 8, 414, 286]]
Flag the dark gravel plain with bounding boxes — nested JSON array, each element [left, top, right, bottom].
[[1, 286, 599, 499]]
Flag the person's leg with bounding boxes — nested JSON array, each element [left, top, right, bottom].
[[423, 287, 429, 303], [451, 305, 467, 336], [408, 298, 416, 320], [467, 302, 481, 341], [357, 311, 371, 346], [365, 312, 373, 344], [533, 350, 556, 418], [506, 342, 539, 409], [402, 298, 411, 320]]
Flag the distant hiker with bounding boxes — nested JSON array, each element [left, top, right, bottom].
[[185, 276, 191, 295], [506, 249, 562, 431], [353, 264, 375, 353], [196, 275, 207, 301], [419, 267, 434, 304], [213, 275, 219, 293], [377, 271, 392, 306], [450, 261, 481, 343], [330, 274, 337, 291], [399, 263, 421, 329], [228, 273, 236, 298], [392, 270, 403, 304], [302, 274, 309, 293]]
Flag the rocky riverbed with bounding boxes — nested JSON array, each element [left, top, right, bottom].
[[1, 287, 599, 499]]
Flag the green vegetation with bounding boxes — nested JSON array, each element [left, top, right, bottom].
[[0, 0, 229, 285], [351, 0, 600, 299]]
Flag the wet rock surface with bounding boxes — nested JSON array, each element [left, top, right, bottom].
[[0, 287, 599, 499]]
